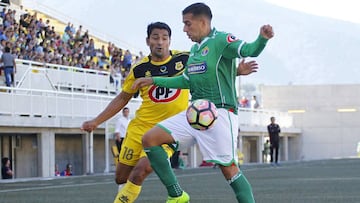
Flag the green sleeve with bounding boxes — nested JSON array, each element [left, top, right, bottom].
[[240, 35, 268, 57], [153, 75, 190, 89]]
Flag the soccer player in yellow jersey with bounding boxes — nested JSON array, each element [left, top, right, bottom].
[[82, 22, 190, 203], [81, 22, 258, 203]]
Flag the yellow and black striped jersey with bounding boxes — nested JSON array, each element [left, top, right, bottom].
[[122, 50, 190, 125]]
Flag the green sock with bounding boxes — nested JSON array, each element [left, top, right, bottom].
[[229, 172, 255, 203], [145, 146, 183, 197]]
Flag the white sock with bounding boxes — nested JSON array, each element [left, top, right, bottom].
[[118, 183, 125, 192]]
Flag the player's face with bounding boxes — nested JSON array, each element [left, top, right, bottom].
[[146, 28, 171, 61], [183, 13, 203, 43]]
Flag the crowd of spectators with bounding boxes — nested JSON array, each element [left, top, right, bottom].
[[0, 5, 139, 84]]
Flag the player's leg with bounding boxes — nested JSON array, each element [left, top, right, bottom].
[[143, 112, 192, 202], [127, 156, 152, 185], [220, 165, 254, 203], [196, 108, 255, 203], [143, 127, 188, 199], [113, 125, 146, 203], [114, 162, 133, 191], [113, 159, 149, 203]]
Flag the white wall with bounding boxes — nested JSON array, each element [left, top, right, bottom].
[[261, 84, 360, 160]]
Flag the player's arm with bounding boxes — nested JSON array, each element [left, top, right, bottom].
[[153, 75, 189, 89], [81, 91, 133, 132], [277, 125, 281, 133], [132, 75, 190, 90], [6, 168, 13, 176], [240, 25, 274, 57]]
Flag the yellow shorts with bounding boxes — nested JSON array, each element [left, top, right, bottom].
[[118, 120, 174, 166]]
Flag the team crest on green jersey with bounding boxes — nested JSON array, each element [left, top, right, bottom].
[[201, 47, 209, 56], [226, 34, 239, 43]]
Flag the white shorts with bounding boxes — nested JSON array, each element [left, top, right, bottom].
[[157, 108, 239, 166]]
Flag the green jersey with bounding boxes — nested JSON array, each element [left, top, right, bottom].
[[153, 28, 268, 111]]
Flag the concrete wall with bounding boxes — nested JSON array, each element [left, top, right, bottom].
[[55, 133, 105, 175], [0, 127, 107, 178], [55, 134, 83, 175], [261, 84, 360, 160], [0, 133, 38, 178]]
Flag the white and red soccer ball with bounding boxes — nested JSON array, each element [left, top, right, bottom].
[[186, 99, 218, 130]]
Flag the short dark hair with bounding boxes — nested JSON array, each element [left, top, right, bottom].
[[147, 22, 171, 38], [182, 2, 212, 20], [4, 46, 10, 53]]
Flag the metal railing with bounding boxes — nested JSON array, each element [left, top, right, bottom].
[[0, 60, 293, 127], [12, 59, 121, 95]]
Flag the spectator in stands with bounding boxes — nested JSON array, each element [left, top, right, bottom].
[[74, 25, 82, 40], [138, 51, 144, 60], [0, 5, 135, 87], [1, 46, 16, 87], [0, 7, 6, 19], [64, 22, 71, 33], [122, 49, 132, 77], [62, 29, 72, 44], [99, 44, 106, 57], [1, 157, 13, 179], [107, 41, 114, 56], [250, 95, 260, 109], [61, 163, 73, 176], [239, 96, 249, 108]]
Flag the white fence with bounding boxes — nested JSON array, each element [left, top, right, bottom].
[[12, 59, 121, 95], [0, 87, 292, 128], [238, 107, 293, 128], [0, 86, 141, 120], [0, 59, 293, 127]]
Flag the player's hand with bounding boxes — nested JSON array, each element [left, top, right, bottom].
[[131, 77, 154, 90], [237, 59, 258, 76], [81, 120, 98, 132], [260, 24, 274, 39]]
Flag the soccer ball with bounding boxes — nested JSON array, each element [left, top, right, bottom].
[[186, 99, 218, 130]]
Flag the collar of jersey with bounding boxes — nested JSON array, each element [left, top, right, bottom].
[[195, 27, 217, 50], [150, 54, 172, 66]]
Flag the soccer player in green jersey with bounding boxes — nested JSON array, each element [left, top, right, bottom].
[[132, 2, 274, 203]]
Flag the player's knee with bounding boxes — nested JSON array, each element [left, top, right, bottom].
[[143, 162, 153, 174], [142, 133, 152, 148], [220, 164, 239, 180], [142, 127, 170, 148], [115, 175, 127, 185]]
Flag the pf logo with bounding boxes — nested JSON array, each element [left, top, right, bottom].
[[148, 85, 181, 102]]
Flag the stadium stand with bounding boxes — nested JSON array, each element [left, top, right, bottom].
[[0, 2, 138, 90]]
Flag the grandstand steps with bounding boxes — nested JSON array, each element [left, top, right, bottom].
[[22, 6, 109, 54]]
